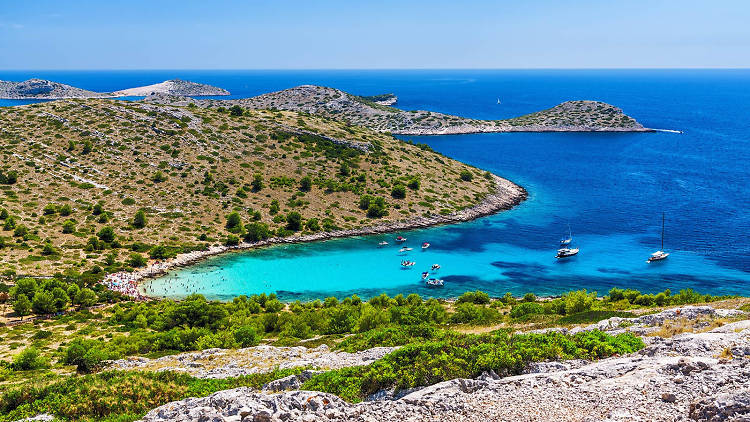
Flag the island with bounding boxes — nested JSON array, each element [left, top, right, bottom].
[[190, 85, 650, 135], [0, 78, 230, 99]]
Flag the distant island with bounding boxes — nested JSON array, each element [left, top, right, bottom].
[[0, 78, 229, 99], [163, 85, 648, 135]]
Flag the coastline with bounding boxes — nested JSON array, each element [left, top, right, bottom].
[[103, 175, 528, 299]]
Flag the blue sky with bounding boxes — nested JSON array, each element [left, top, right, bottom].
[[0, 0, 748, 69]]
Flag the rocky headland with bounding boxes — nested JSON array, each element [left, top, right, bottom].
[[0, 78, 229, 99], [198, 85, 651, 135], [136, 305, 750, 422]]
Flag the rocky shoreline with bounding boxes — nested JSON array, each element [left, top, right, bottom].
[[0, 78, 229, 99], [103, 175, 527, 298]]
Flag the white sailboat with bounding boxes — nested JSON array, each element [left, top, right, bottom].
[[497, 98, 501, 105], [647, 213, 670, 263]]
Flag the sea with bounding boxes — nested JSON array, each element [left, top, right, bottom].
[[2, 69, 749, 300]]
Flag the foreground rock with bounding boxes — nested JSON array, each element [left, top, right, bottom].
[[109, 344, 397, 378], [139, 317, 750, 422]]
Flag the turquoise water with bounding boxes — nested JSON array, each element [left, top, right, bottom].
[[2, 70, 749, 300]]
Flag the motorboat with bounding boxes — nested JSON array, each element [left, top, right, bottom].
[[431, 264, 441, 271], [399, 247, 413, 252], [378, 241, 388, 246], [401, 260, 416, 267], [421, 271, 429, 280], [556, 247, 579, 259], [396, 236, 407, 243], [426, 278, 444, 287], [421, 242, 430, 249]]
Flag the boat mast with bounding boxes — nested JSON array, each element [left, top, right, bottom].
[[661, 212, 665, 250]]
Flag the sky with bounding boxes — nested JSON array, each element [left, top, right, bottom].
[[0, 0, 748, 69]]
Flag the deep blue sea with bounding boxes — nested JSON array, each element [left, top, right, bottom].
[[2, 70, 749, 300]]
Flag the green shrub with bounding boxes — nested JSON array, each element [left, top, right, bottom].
[[459, 170, 473, 181], [509, 302, 544, 318], [11, 347, 49, 371]]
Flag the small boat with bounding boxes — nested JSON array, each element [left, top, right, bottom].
[[426, 278, 444, 287], [647, 213, 670, 263], [399, 247, 413, 252], [421, 271, 429, 280], [431, 264, 441, 271], [421, 242, 430, 249], [560, 224, 572, 246], [556, 247, 579, 259], [395, 236, 407, 243], [378, 241, 388, 246], [401, 260, 416, 267], [496, 98, 501, 105]]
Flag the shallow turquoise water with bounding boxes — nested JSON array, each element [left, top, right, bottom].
[[3, 69, 748, 300]]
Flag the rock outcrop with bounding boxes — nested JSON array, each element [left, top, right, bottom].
[[138, 313, 750, 422], [109, 344, 398, 379]]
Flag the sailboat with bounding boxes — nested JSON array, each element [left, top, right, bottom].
[[647, 212, 669, 263], [560, 224, 572, 246], [497, 98, 501, 105]]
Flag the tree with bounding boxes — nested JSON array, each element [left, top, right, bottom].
[[225, 212, 242, 231], [41, 242, 56, 256], [62, 219, 76, 234], [51, 287, 70, 312], [132, 210, 147, 229], [224, 235, 240, 246], [13, 278, 38, 299], [299, 176, 312, 192], [244, 222, 271, 242], [0, 208, 7, 220], [251, 174, 263, 192], [97, 226, 115, 243], [73, 288, 97, 308], [305, 218, 320, 232], [366, 197, 387, 218], [459, 170, 473, 181], [391, 184, 406, 199], [286, 212, 302, 231], [31, 290, 55, 314], [13, 294, 31, 318], [92, 203, 104, 215], [269, 199, 280, 215], [150, 245, 169, 259], [128, 253, 147, 268]]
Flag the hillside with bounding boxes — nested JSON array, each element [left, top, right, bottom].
[[0, 98, 523, 276], [0, 79, 229, 99], [0, 79, 111, 100], [210, 85, 649, 135]]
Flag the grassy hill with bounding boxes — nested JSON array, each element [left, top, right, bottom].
[[0, 99, 513, 276]]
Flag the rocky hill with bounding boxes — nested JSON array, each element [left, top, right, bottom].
[[114, 79, 229, 97], [137, 305, 750, 421], [0, 78, 229, 99], [0, 98, 522, 275], [210, 85, 649, 135], [0, 79, 111, 100]]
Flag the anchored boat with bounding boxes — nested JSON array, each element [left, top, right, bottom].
[[647, 213, 670, 263], [556, 247, 579, 259]]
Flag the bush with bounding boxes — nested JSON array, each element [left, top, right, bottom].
[[224, 235, 240, 246], [61, 219, 76, 234], [459, 170, 473, 181], [13, 294, 31, 317], [299, 176, 312, 192], [31, 291, 56, 314], [391, 184, 406, 199], [407, 178, 420, 190], [509, 302, 544, 318], [233, 325, 261, 347], [229, 105, 244, 116], [12, 347, 49, 371], [562, 289, 596, 315], [225, 212, 242, 232], [128, 253, 147, 268], [456, 290, 490, 305], [97, 227, 116, 243]]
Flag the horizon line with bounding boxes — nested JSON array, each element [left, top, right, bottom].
[[1, 67, 750, 72]]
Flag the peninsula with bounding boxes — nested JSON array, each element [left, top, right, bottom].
[[0, 97, 523, 277], [204, 85, 650, 135], [0, 78, 229, 99]]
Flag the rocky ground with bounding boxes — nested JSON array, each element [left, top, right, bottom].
[[137, 305, 750, 422], [0, 78, 228, 99], [109, 344, 397, 379]]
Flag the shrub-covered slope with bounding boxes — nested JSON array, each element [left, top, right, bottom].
[[0, 99, 515, 275]]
